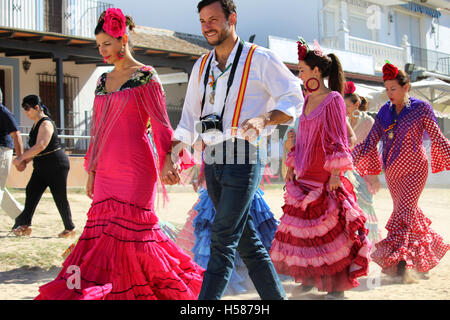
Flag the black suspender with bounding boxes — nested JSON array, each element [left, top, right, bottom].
[[200, 40, 245, 121]]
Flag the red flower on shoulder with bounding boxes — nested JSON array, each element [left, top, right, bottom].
[[344, 81, 356, 95], [382, 62, 399, 81], [103, 8, 127, 38]]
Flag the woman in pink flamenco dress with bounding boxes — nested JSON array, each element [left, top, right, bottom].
[[35, 8, 204, 300], [270, 38, 370, 300], [352, 62, 450, 284]]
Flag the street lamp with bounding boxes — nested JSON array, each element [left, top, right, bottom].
[[22, 59, 31, 73]]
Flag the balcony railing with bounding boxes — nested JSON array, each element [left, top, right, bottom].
[[411, 46, 450, 77], [348, 36, 405, 73], [0, 0, 112, 38]]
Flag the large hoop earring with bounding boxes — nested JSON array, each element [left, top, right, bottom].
[[305, 77, 320, 93], [404, 94, 411, 109], [352, 110, 361, 118]]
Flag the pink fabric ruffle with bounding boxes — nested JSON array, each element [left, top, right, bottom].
[[323, 152, 353, 173], [270, 176, 371, 292], [175, 202, 200, 259], [284, 179, 324, 211], [271, 233, 352, 261], [35, 198, 204, 300], [279, 205, 340, 239], [271, 236, 354, 267]]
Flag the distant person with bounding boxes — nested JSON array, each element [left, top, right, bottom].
[[11, 95, 75, 238], [352, 62, 450, 284], [344, 81, 382, 246], [0, 88, 24, 219]]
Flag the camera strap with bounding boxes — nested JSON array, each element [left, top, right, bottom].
[[200, 39, 245, 119]]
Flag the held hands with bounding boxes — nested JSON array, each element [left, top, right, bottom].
[[161, 153, 181, 185], [12, 156, 27, 172]]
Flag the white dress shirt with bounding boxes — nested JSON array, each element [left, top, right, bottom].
[[174, 38, 304, 146]]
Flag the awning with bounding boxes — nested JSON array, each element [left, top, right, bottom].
[[366, 0, 407, 6], [400, 2, 442, 19], [352, 82, 387, 111], [368, 77, 450, 115]]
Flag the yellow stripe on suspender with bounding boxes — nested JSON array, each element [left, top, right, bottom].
[[231, 44, 258, 138], [198, 51, 212, 84]]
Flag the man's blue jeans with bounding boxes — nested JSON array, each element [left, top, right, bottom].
[[198, 140, 286, 300]]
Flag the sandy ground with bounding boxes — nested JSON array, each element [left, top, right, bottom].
[[0, 185, 449, 300]]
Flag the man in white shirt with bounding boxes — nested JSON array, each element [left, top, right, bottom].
[[162, 0, 303, 300]]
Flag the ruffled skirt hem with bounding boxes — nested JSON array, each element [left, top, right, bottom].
[[35, 198, 204, 300], [191, 188, 279, 294], [371, 223, 450, 276], [270, 177, 370, 292]]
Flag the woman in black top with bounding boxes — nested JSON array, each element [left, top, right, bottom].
[[11, 95, 75, 238]]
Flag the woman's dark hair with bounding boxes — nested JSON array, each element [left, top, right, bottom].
[[344, 93, 368, 111], [94, 11, 136, 38], [303, 52, 345, 95], [197, 0, 236, 18], [22, 94, 51, 117]]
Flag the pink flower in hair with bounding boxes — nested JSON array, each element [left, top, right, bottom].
[[313, 40, 323, 57], [103, 8, 127, 38]]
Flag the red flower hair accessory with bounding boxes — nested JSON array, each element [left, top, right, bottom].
[[297, 37, 309, 61], [382, 60, 399, 81], [103, 8, 127, 38], [344, 81, 356, 95]]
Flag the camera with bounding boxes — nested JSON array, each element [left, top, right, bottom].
[[196, 114, 223, 133]]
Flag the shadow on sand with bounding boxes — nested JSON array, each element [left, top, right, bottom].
[[0, 266, 61, 286]]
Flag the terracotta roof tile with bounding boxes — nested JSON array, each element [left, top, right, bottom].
[[130, 26, 211, 57]]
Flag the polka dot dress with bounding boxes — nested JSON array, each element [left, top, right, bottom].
[[352, 99, 450, 275]]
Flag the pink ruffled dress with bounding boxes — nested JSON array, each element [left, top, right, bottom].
[[35, 66, 204, 300], [270, 91, 371, 292]]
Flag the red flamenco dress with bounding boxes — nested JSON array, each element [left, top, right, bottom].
[[35, 66, 204, 300], [270, 92, 371, 292], [352, 97, 450, 276]]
